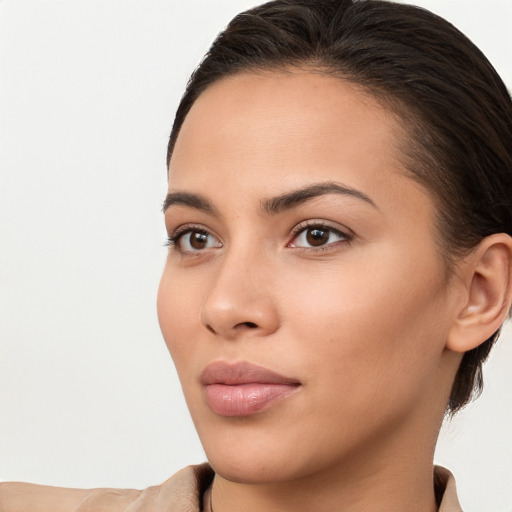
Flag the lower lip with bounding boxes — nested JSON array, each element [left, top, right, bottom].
[[205, 383, 299, 417]]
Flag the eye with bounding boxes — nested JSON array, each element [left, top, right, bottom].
[[288, 222, 351, 249], [168, 227, 222, 253]]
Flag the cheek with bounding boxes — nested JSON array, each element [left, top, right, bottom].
[[157, 265, 202, 369], [280, 251, 449, 407]]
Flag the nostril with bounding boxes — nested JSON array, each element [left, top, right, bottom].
[[205, 321, 258, 335]]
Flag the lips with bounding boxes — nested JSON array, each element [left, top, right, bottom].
[[201, 361, 301, 417]]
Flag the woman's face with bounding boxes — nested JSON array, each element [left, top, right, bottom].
[[158, 70, 459, 484]]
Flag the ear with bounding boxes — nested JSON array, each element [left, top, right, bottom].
[[446, 233, 512, 353]]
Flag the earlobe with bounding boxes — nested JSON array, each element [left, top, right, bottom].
[[446, 233, 512, 353]]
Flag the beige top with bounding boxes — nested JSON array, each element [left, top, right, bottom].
[[0, 464, 462, 511]]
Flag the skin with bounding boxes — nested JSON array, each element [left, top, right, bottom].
[[158, 70, 469, 512], [0, 69, 510, 512]]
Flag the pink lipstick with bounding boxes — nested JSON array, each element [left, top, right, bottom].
[[201, 362, 300, 417]]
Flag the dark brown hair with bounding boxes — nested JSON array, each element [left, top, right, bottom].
[[167, 0, 512, 414]]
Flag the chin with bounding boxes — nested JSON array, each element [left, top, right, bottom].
[[206, 449, 297, 485], [194, 416, 308, 484], [196, 418, 347, 487]]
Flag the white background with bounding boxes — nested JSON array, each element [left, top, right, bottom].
[[1, 1, 511, 511]]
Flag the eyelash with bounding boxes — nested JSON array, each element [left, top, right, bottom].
[[288, 220, 353, 251], [165, 221, 353, 253], [165, 225, 211, 248]]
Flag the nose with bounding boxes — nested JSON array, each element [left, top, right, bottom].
[[200, 250, 280, 340]]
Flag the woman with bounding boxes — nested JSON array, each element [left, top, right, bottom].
[[1, 0, 511, 510]]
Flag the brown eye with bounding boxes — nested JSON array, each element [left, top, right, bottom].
[[189, 231, 209, 250], [306, 228, 330, 247], [173, 228, 222, 253], [289, 223, 349, 249]]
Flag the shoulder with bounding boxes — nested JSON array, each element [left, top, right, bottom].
[[0, 482, 140, 512], [0, 464, 213, 512]]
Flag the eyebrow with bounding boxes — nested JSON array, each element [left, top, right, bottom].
[[162, 181, 377, 216], [162, 192, 218, 215], [261, 181, 378, 214]]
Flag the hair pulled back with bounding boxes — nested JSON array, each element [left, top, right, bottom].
[[167, 0, 512, 414]]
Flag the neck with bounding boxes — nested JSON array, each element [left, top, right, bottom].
[[211, 442, 438, 512]]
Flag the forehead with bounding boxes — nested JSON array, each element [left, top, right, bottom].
[[171, 70, 401, 169], [168, 69, 428, 215]]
